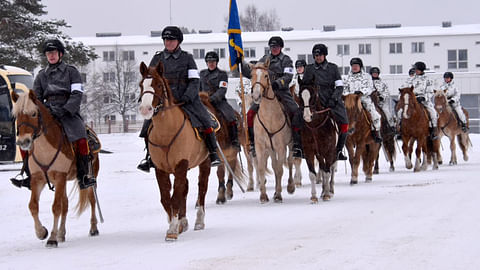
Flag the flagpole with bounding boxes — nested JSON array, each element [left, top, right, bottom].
[[236, 51, 249, 147]]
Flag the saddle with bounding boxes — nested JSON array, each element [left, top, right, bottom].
[[193, 109, 221, 141]]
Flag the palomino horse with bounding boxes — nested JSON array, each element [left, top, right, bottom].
[[138, 61, 211, 241], [12, 90, 100, 248], [371, 91, 396, 173], [198, 94, 246, 204], [433, 89, 471, 165], [343, 93, 381, 184], [298, 85, 337, 202], [250, 60, 299, 203], [396, 86, 439, 171]]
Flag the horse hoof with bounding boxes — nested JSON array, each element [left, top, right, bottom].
[[45, 240, 58, 248], [57, 236, 65, 242], [438, 160, 443, 165], [247, 187, 254, 192], [350, 180, 358, 185], [216, 197, 226, 205], [310, 196, 318, 204], [38, 226, 48, 240], [260, 194, 269, 203], [179, 219, 189, 234], [226, 192, 233, 201], [389, 167, 395, 172], [373, 169, 379, 175], [89, 229, 99, 237], [194, 223, 205, 231], [322, 195, 331, 201], [274, 197, 283, 203], [165, 234, 178, 241], [287, 185, 295, 194], [365, 177, 372, 183], [295, 183, 302, 188]]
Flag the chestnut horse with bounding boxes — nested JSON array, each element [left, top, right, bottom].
[[343, 93, 381, 184], [250, 60, 300, 203], [138, 61, 210, 241], [12, 90, 100, 248], [433, 89, 471, 165], [298, 85, 337, 202], [395, 86, 439, 171]]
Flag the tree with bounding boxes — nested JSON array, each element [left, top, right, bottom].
[[0, 0, 96, 71], [239, 4, 280, 32]]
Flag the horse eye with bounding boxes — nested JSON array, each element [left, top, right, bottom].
[[31, 112, 37, 117]]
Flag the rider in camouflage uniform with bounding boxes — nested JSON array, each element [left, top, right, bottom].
[[200, 51, 240, 151], [440, 71, 468, 132], [241, 36, 303, 158], [11, 39, 96, 190], [343, 58, 382, 143], [370, 67, 396, 133], [137, 26, 221, 172]]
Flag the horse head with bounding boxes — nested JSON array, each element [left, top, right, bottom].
[[299, 85, 321, 123], [249, 59, 273, 103], [433, 89, 449, 114], [138, 61, 171, 119], [342, 93, 362, 128], [397, 86, 416, 119], [11, 90, 45, 150]]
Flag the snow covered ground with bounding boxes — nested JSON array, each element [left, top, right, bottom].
[[1, 133, 479, 270]]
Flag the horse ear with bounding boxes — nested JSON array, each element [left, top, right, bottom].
[[156, 61, 164, 76], [264, 57, 270, 68], [433, 89, 437, 94], [140, 62, 148, 77], [28, 89, 37, 101], [11, 90, 19, 103], [443, 89, 447, 94]]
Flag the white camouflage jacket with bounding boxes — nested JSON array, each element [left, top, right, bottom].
[[372, 78, 389, 101], [404, 73, 434, 99], [440, 80, 460, 103], [343, 70, 374, 96]]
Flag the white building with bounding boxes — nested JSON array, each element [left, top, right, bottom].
[[73, 22, 480, 132]]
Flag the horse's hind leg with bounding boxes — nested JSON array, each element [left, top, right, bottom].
[[286, 153, 296, 194], [458, 133, 469, 161], [373, 155, 379, 174], [88, 187, 99, 236], [29, 173, 48, 241], [46, 175, 67, 248], [246, 152, 255, 191], [449, 136, 457, 165], [226, 156, 236, 200], [195, 159, 211, 231], [216, 165, 226, 204], [57, 186, 68, 242]]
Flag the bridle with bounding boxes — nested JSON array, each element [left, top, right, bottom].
[[139, 76, 183, 115], [251, 66, 275, 101], [300, 87, 331, 116]]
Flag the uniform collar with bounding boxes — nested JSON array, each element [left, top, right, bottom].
[[164, 47, 182, 59], [45, 61, 66, 73], [270, 52, 284, 60], [314, 59, 329, 70]]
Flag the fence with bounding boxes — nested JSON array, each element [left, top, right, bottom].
[[89, 120, 143, 134]]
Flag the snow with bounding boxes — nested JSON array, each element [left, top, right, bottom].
[[1, 133, 479, 270]]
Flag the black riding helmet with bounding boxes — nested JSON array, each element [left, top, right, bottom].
[[295, 59, 306, 68], [268, 36, 284, 48], [312, 43, 328, 56], [43, 39, 65, 54], [350, 57, 363, 69], [408, 67, 416, 76], [414, 61, 426, 72], [161, 26, 183, 43], [369, 67, 380, 75], [205, 51, 219, 62], [443, 71, 454, 79]]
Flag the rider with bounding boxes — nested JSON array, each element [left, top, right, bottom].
[[369, 67, 396, 134], [301, 43, 349, 161], [289, 59, 307, 97], [10, 39, 96, 190], [343, 58, 382, 143], [241, 36, 303, 158], [137, 26, 221, 172], [200, 51, 240, 151], [440, 71, 468, 132]]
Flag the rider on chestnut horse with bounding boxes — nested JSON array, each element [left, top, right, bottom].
[[439, 71, 468, 132]]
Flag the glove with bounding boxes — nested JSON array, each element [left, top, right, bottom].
[[326, 97, 337, 108], [416, 96, 426, 103], [209, 95, 220, 104], [179, 95, 191, 104], [49, 105, 68, 119], [448, 99, 455, 105], [271, 80, 281, 91], [354, 90, 363, 95]]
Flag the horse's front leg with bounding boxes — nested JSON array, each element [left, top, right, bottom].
[[166, 160, 189, 241], [272, 149, 285, 203], [414, 139, 425, 172], [286, 148, 296, 194], [57, 179, 68, 242], [195, 159, 211, 231], [216, 165, 226, 204], [257, 151, 269, 203], [449, 136, 457, 165], [321, 169, 333, 201], [46, 173, 67, 248], [87, 186, 99, 236], [226, 156, 235, 200], [402, 137, 413, 169], [29, 172, 48, 241], [245, 150, 255, 191], [350, 145, 364, 185]]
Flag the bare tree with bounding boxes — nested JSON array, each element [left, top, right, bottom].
[[81, 71, 114, 128], [239, 4, 280, 32]]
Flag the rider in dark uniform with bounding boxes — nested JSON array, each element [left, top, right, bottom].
[[300, 43, 349, 160], [199, 51, 240, 151], [137, 26, 221, 172], [241, 36, 303, 158], [11, 39, 96, 189]]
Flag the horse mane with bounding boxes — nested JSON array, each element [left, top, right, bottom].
[[343, 94, 362, 113], [12, 91, 38, 117]]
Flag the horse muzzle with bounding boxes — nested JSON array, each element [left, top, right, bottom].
[[16, 136, 32, 151], [303, 108, 313, 122], [139, 105, 154, 119]]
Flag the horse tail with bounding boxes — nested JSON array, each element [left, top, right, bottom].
[[232, 157, 248, 189], [75, 186, 91, 216], [457, 133, 472, 152]]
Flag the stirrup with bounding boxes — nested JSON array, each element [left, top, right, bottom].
[[232, 140, 241, 152], [249, 144, 256, 158], [10, 174, 31, 190], [210, 153, 221, 167], [336, 151, 348, 161], [292, 146, 303, 158], [137, 158, 153, 173], [461, 123, 469, 133], [79, 176, 96, 190]]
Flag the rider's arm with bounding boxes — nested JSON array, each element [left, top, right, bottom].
[[33, 71, 45, 102], [63, 66, 83, 115], [183, 54, 200, 102], [210, 71, 228, 103], [273, 56, 294, 89]]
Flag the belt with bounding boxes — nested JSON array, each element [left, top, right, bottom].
[[46, 95, 68, 102]]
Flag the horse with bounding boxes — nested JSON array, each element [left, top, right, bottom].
[[138, 61, 211, 241], [395, 86, 439, 171], [298, 85, 337, 202], [11, 90, 100, 248], [343, 93, 381, 184], [250, 60, 299, 203], [433, 89, 471, 165], [198, 94, 246, 204]]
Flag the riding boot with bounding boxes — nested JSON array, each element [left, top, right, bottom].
[[205, 131, 221, 167], [137, 138, 154, 173], [10, 154, 31, 190], [247, 127, 256, 157], [77, 154, 96, 189], [461, 122, 469, 133], [372, 129, 383, 143], [292, 128, 303, 158], [228, 122, 241, 152], [336, 132, 348, 161]]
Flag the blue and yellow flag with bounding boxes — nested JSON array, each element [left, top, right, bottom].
[[227, 0, 243, 71]]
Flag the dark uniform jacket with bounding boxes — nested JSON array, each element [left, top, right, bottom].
[[34, 61, 86, 142], [301, 60, 348, 125], [199, 68, 236, 122], [149, 48, 213, 129]]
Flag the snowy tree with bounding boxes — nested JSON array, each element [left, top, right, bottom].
[[239, 4, 280, 32]]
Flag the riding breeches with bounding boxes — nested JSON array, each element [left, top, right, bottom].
[[450, 102, 467, 123], [361, 96, 381, 131], [379, 101, 396, 127], [420, 100, 438, 127]]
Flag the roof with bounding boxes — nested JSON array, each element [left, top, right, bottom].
[[72, 24, 480, 47], [0, 65, 31, 76]]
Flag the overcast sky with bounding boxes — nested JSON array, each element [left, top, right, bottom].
[[41, 0, 479, 37]]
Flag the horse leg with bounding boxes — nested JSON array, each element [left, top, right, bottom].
[[350, 147, 363, 185], [257, 152, 269, 203], [216, 165, 226, 204], [246, 153, 255, 191], [403, 138, 413, 169], [329, 163, 336, 195], [226, 156, 235, 200], [458, 133, 469, 162], [178, 177, 189, 234], [449, 136, 457, 165], [321, 169, 333, 201], [57, 184, 68, 243], [272, 153, 285, 203], [29, 173, 48, 241], [293, 157, 302, 187], [154, 169, 174, 240], [305, 153, 317, 203], [195, 159, 211, 231], [286, 153, 296, 194], [87, 186, 99, 236], [46, 175, 66, 248], [414, 140, 424, 172], [373, 155, 379, 174], [167, 160, 189, 240]]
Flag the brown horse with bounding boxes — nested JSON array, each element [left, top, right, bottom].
[[343, 93, 381, 184], [371, 91, 396, 173], [395, 86, 439, 171], [433, 89, 471, 165], [298, 85, 337, 202], [12, 90, 100, 248], [138, 61, 211, 241], [250, 60, 300, 203]]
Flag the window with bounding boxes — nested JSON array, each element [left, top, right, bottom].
[[297, 54, 306, 61], [129, 114, 136, 124], [244, 47, 256, 58], [103, 51, 115, 61], [122, 50, 135, 61], [80, 73, 87, 83], [143, 51, 148, 55], [338, 66, 350, 75], [264, 47, 270, 56], [389, 43, 402, 54], [109, 115, 116, 123], [434, 42, 440, 47], [389, 65, 403, 74], [358, 44, 371, 55], [123, 72, 136, 83], [307, 54, 313, 64], [411, 42, 425, 53], [297, 54, 314, 64], [337, 44, 350, 55], [448, 49, 468, 69], [434, 65, 440, 69], [103, 95, 111, 104], [365, 66, 372, 74], [213, 48, 226, 58], [193, 49, 205, 59], [103, 72, 115, 83]]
